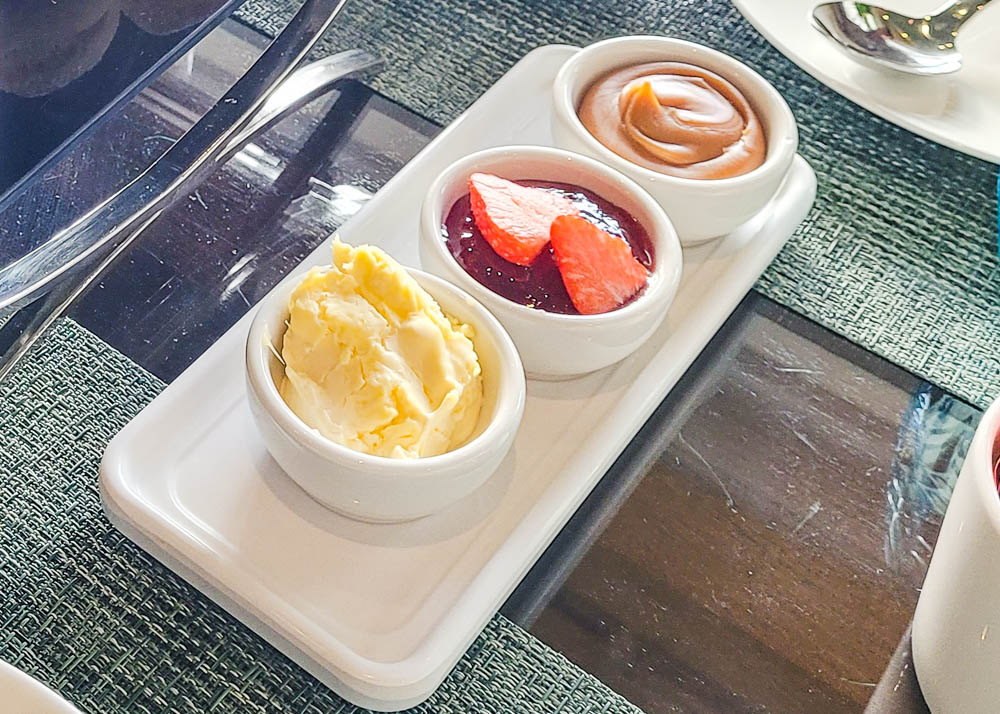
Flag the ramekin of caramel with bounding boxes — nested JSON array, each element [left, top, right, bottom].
[[551, 36, 799, 245]]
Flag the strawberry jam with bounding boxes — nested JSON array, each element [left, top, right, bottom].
[[442, 180, 655, 315]]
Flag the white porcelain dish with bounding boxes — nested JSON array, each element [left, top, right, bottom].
[[419, 145, 683, 379], [912, 393, 1000, 713], [733, 0, 1000, 163], [246, 268, 526, 522], [100, 45, 817, 711], [551, 35, 799, 245], [0, 660, 82, 714]]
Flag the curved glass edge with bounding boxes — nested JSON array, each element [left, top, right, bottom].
[[0, 0, 248, 214]]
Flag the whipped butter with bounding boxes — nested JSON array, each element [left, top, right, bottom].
[[279, 240, 483, 459]]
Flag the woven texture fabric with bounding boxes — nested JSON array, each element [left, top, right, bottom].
[[236, 0, 1000, 409], [0, 319, 641, 714]]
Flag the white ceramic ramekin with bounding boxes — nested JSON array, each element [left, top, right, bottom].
[[419, 145, 683, 380], [245, 267, 526, 523], [551, 35, 799, 245], [912, 394, 1000, 713]]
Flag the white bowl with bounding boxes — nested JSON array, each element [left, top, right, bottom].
[[419, 145, 683, 380], [0, 660, 82, 714], [551, 35, 799, 245], [912, 393, 1000, 714], [245, 267, 526, 523]]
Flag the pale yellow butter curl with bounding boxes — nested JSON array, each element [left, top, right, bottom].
[[279, 239, 483, 459]]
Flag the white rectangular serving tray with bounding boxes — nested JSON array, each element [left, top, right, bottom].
[[100, 44, 817, 711]]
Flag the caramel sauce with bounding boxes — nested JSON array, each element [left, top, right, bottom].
[[578, 62, 766, 180]]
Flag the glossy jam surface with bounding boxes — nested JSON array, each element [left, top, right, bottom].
[[443, 180, 654, 315], [578, 61, 766, 180]]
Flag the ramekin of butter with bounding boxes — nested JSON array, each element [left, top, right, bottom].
[[246, 240, 526, 522], [551, 35, 798, 245], [419, 144, 682, 380]]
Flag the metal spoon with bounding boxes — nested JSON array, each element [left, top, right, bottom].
[[812, 1, 994, 75]]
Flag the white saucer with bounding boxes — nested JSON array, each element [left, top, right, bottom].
[[0, 661, 82, 714], [734, 0, 1000, 163]]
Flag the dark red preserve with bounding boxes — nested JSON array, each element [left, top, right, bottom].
[[442, 180, 655, 315]]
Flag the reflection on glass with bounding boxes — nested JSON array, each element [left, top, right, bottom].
[[886, 386, 977, 573], [0, 0, 123, 98], [0, 0, 231, 199], [122, 0, 230, 35]]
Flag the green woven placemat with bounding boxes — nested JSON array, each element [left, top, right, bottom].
[[0, 319, 640, 714], [236, 0, 1000, 410]]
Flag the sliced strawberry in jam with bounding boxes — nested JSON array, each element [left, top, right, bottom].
[[469, 172, 577, 266], [549, 214, 649, 315]]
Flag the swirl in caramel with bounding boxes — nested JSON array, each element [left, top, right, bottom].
[[578, 62, 766, 180]]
